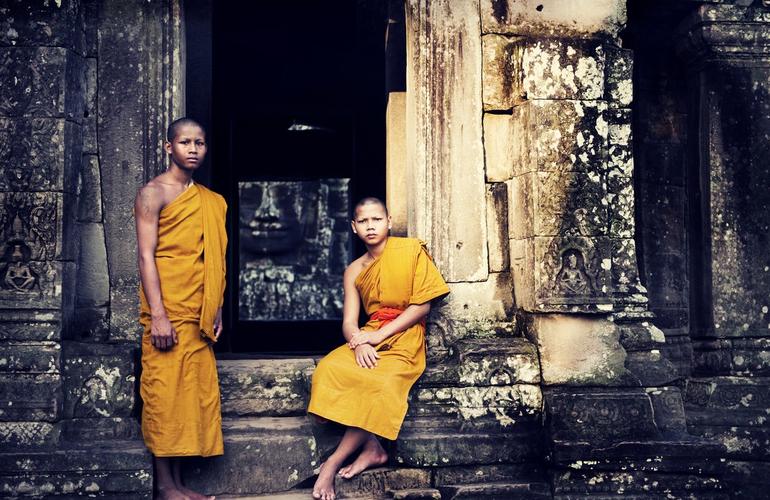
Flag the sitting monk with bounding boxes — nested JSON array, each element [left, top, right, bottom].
[[135, 117, 227, 500], [307, 197, 450, 500]]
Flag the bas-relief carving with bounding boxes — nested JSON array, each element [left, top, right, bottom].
[[238, 179, 349, 321], [540, 236, 611, 307], [0, 193, 58, 262], [0, 118, 60, 191]]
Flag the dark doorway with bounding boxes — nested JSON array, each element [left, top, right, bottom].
[[185, 1, 395, 353]]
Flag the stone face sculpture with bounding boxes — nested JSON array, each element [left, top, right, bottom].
[[238, 179, 350, 321]]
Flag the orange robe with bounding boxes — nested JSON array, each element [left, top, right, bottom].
[[307, 237, 449, 440], [139, 183, 227, 457]]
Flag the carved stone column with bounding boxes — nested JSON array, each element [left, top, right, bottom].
[[677, 2, 770, 377], [477, 1, 689, 490]]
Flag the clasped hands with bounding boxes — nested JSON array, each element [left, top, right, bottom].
[[348, 330, 385, 369]]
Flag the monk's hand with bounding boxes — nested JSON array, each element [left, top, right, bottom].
[[214, 307, 223, 340], [150, 314, 178, 350], [348, 331, 381, 349], [354, 344, 380, 369]]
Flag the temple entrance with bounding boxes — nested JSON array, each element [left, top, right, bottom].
[[185, 0, 397, 353]]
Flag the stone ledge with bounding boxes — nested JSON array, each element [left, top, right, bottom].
[[439, 481, 551, 499]]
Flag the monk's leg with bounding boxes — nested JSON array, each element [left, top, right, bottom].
[[313, 427, 370, 500], [338, 433, 388, 479], [155, 457, 188, 500], [170, 458, 215, 500]]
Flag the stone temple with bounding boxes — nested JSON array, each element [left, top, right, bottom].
[[2, 0, 770, 498]]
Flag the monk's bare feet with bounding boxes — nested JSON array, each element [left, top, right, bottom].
[[177, 485, 214, 500], [156, 486, 190, 500], [337, 436, 388, 479], [312, 460, 338, 500]]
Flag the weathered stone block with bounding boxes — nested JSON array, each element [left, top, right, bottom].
[[61, 417, 142, 442], [522, 39, 606, 100], [78, 154, 103, 222], [0, 421, 57, 448], [451, 337, 541, 385], [605, 47, 633, 107], [433, 463, 546, 486], [396, 426, 540, 467], [539, 170, 608, 237], [0, 314, 61, 342], [481, 0, 627, 39], [184, 417, 322, 495], [336, 468, 432, 499], [482, 34, 523, 111], [636, 142, 684, 186], [406, 0, 488, 284], [0, 0, 81, 49], [0, 47, 84, 120], [72, 305, 110, 340], [525, 314, 630, 385], [410, 385, 542, 430], [512, 100, 608, 176], [62, 342, 136, 418], [611, 238, 646, 301], [0, 373, 62, 421], [0, 118, 80, 193], [646, 386, 688, 435], [607, 172, 634, 238], [76, 222, 109, 307], [0, 443, 152, 498], [617, 320, 666, 352], [218, 358, 313, 417], [545, 388, 660, 443], [0, 191, 64, 261], [483, 113, 515, 181], [439, 482, 551, 499], [83, 57, 98, 153], [485, 183, 509, 272], [625, 350, 680, 386], [0, 340, 59, 373], [638, 184, 687, 254], [440, 273, 514, 339]]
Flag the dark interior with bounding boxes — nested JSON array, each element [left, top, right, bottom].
[[185, 0, 402, 353]]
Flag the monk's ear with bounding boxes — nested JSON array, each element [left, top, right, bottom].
[[350, 220, 357, 234], [387, 215, 392, 230], [164, 141, 172, 155]]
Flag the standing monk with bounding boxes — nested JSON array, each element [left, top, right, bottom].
[[308, 198, 449, 500], [135, 118, 227, 500]]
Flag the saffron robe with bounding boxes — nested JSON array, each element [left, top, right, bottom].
[[307, 237, 449, 440], [139, 183, 227, 457]]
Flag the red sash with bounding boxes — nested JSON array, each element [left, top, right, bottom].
[[370, 306, 426, 329]]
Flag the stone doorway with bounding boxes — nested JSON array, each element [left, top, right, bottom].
[[184, 0, 397, 353]]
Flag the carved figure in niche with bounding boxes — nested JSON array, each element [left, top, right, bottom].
[[0, 218, 37, 292], [555, 248, 592, 295], [238, 179, 350, 321]]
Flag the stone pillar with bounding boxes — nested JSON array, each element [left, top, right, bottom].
[[677, 2, 770, 377], [477, 0, 683, 477], [402, 0, 543, 476]]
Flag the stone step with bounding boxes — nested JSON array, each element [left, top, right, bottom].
[[184, 416, 331, 497], [439, 482, 551, 499], [387, 488, 442, 499], [335, 467, 432, 498], [0, 440, 152, 498], [218, 358, 315, 417], [218, 491, 313, 500], [684, 376, 770, 411]]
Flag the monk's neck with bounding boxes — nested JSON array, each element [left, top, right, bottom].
[[365, 237, 388, 260], [166, 164, 194, 187]]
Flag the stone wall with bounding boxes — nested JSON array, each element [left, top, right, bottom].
[[0, 0, 182, 496]]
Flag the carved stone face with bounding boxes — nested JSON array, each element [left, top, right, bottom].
[[239, 182, 304, 256]]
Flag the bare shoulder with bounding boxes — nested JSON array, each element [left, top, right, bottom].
[[344, 256, 367, 284], [135, 180, 165, 218]]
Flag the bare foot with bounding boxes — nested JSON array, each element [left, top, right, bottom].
[[338, 436, 388, 479], [177, 485, 215, 500], [156, 486, 190, 500], [312, 460, 338, 500]]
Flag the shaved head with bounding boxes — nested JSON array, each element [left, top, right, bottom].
[[166, 117, 205, 142], [354, 197, 388, 217]]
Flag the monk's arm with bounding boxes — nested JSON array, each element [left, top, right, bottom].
[[135, 186, 167, 321], [348, 302, 431, 348], [341, 265, 362, 342]]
